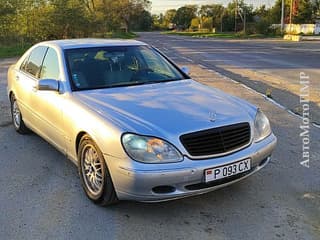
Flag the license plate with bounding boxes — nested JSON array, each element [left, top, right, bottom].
[[205, 159, 251, 183]]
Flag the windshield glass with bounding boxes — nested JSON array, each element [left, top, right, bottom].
[[65, 45, 186, 90]]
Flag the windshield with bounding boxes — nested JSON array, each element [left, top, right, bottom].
[[65, 45, 186, 90]]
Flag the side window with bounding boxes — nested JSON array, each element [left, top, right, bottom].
[[40, 48, 60, 80], [25, 46, 48, 78], [20, 55, 30, 72]]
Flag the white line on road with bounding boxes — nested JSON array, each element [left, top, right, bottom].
[[203, 59, 233, 62], [181, 57, 194, 62], [198, 64, 207, 69], [207, 68, 320, 129], [181, 51, 205, 54]]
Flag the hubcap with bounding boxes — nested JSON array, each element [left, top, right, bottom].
[[82, 145, 104, 195], [12, 100, 21, 128]]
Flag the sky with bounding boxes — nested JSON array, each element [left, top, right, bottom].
[[151, 0, 277, 14]]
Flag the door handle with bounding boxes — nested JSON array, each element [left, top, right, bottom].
[[15, 75, 20, 81]]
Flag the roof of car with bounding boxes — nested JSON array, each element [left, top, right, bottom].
[[41, 38, 147, 50]]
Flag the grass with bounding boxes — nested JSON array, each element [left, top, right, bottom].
[[104, 31, 138, 39], [162, 31, 280, 39], [0, 44, 31, 58]]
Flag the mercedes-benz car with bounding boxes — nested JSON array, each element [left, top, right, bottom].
[[7, 39, 277, 205]]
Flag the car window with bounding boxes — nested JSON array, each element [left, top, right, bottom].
[[20, 55, 30, 72], [66, 46, 185, 90], [139, 47, 176, 78], [40, 48, 60, 80], [25, 46, 48, 78]]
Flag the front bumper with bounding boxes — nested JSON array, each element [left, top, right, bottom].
[[106, 133, 277, 202]]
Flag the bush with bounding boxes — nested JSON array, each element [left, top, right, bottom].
[[235, 30, 247, 38], [255, 19, 272, 35], [202, 17, 213, 31], [190, 18, 200, 31]]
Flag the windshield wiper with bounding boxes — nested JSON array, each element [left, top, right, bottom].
[[141, 78, 184, 84], [79, 79, 185, 90]]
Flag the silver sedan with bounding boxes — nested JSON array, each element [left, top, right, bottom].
[[7, 39, 277, 205]]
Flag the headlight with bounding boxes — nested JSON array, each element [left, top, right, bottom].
[[254, 109, 271, 142], [121, 133, 183, 163]]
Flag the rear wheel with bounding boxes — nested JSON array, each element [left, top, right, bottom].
[[78, 135, 118, 206], [10, 94, 30, 134]]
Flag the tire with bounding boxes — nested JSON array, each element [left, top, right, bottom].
[[78, 134, 118, 206], [10, 94, 30, 134]]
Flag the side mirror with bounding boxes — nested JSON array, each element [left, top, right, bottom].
[[180, 66, 190, 75], [36, 79, 59, 91]]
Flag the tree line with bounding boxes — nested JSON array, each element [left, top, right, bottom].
[[0, 0, 153, 44], [1, 0, 320, 45], [153, 0, 320, 34]]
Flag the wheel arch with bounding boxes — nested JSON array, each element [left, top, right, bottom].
[[9, 91, 14, 102], [75, 131, 89, 156]]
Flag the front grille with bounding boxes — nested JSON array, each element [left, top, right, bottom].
[[180, 122, 251, 157]]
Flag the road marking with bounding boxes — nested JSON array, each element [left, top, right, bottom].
[[203, 59, 233, 62], [313, 123, 320, 128], [206, 68, 320, 129], [181, 57, 194, 62], [180, 51, 205, 54], [198, 64, 207, 69]]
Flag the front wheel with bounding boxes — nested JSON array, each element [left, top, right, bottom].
[[78, 135, 118, 206], [10, 94, 30, 134]]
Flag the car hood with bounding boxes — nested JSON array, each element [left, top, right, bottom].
[[73, 79, 257, 138]]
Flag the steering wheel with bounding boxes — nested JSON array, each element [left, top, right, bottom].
[[131, 68, 155, 81]]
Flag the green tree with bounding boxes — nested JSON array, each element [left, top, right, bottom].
[[294, 0, 314, 23], [151, 14, 161, 30], [221, 0, 254, 32], [163, 9, 176, 28], [190, 18, 200, 31], [313, 0, 320, 16], [0, 0, 18, 42], [202, 17, 214, 31], [111, 0, 150, 32], [130, 10, 153, 31], [50, 0, 92, 38], [199, 4, 225, 29], [173, 5, 198, 29]]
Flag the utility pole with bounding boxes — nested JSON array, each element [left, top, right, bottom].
[[244, 10, 246, 33], [238, 8, 246, 34], [234, 0, 238, 32], [220, 11, 224, 32], [281, 0, 285, 33], [289, 0, 293, 33]]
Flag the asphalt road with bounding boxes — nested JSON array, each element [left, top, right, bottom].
[[0, 35, 320, 240], [138, 32, 320, 125]]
